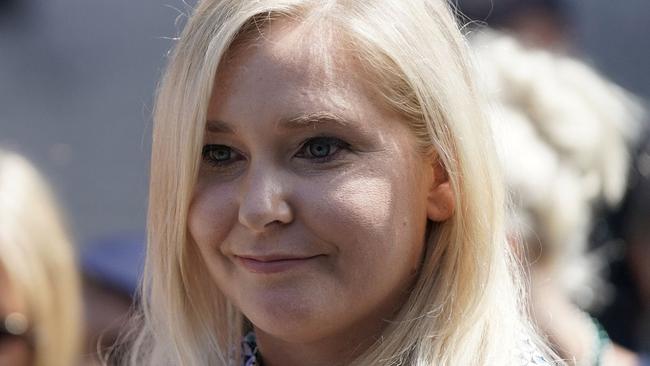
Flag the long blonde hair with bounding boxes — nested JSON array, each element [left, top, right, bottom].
[[123, 1, 556, 364], [0, 150, 82, 366]]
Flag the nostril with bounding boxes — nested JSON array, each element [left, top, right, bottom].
[[238, 199, 293, 233], [238, 168, 293, 232]]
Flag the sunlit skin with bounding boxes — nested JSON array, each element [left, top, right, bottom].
[[188, 20, 454, 366]]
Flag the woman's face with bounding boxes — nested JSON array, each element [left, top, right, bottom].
[[189, 21, 449, 346]]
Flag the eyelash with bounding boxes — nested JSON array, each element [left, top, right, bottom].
[[295, 137, 350, 162], [201, 137, 350, 167], [201, 145, 243, 167]]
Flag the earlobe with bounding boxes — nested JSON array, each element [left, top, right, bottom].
[[426, 158, 455, 222]]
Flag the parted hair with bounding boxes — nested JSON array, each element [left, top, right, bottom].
[[116, 1, 559, 365]]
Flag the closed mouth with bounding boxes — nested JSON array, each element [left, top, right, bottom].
[[235, 254, 323, 274]]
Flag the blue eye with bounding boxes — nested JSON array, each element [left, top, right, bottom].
[[296, 137, 349, 161], [308, 141, 331, 158], [202, 145, 240, 166]]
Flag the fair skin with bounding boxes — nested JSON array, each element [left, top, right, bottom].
[[188, 20, 454, 366]]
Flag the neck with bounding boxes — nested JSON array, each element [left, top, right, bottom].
[[253, 304, 400, 366], [256, 329, 374, 366]]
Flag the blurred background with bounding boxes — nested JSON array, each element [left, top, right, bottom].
[[0, 0, 186, 242], [0, 0, 648, 364]]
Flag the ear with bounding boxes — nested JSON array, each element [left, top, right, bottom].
[[426, 155, 455, 222]]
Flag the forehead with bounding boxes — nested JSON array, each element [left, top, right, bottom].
[[222, 18, 344, 84], [208, 19, 370, 117]]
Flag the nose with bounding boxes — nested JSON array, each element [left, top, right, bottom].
[[238, 163, 293, 233]]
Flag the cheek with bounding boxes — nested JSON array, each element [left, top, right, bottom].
[[298, 175, 394, 266], [188, 182, 238, 254], [324, 175, 393, 233], [300, 170, 428, 284]]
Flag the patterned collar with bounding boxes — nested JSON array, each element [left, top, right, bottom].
[[242, 332, 262, 366], [240, 332, 551, 365]]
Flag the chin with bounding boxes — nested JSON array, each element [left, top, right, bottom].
[[240, 287, 339, 342]]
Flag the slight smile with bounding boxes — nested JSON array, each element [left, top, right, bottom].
[[235, 255, 324, 274]]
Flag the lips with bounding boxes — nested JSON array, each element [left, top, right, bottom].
[[235, 254, 323, 274]]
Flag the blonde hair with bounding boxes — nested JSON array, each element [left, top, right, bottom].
[[121, 1, 557, 365], [473, 31, 644, 309], [0, 150, 82, 366]]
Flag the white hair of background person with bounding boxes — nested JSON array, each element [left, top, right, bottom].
[[0, 149, 82, 366], [111, 1, 561, 365], [472, 31, 645, 310]]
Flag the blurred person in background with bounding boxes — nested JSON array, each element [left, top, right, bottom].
[[473, 32, 647, 365], [0, 149, 82, 366], [458, 0, 650, 359]]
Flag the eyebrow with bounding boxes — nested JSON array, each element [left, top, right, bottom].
[[278, 112, 351, 130], [205, 120, 235, 134], [206, 112, 352, 134]]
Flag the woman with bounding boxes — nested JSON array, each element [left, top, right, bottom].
[[473, 32, 644, 365], [115, 1, 558, 365], [0, 150, 82, 366]]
